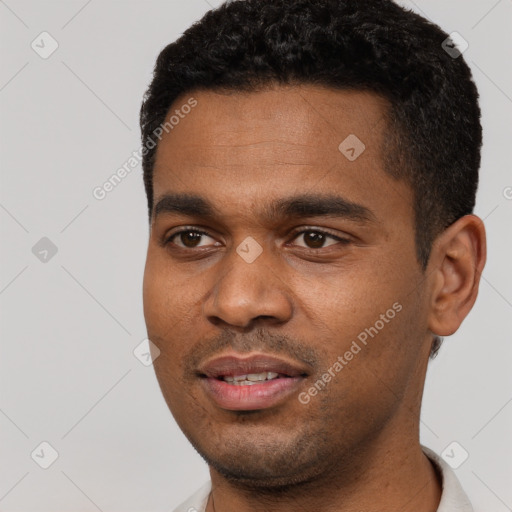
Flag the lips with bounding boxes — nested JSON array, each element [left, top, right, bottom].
[[197, 353, 309, 411], [198, 354, 308, 379]]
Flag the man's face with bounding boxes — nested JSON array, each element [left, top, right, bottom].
[[143, 85, 433, 487]]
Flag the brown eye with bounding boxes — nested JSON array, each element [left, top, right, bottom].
[[291, 229, 350, 249], [178, 231, 203, 248], [165, 229, 217, 249]]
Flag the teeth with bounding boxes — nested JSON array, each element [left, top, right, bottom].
[[222, 371, 281, 385], [247, 372, 268, 381]]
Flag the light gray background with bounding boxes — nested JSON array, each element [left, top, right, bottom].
[[0, 0, 511, 510]]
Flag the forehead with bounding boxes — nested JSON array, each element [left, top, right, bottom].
[[155, 85, 388, 163], [152, 85, 411, 223]]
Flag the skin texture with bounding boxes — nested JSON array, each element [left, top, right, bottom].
[[142, 84, 486, 511]]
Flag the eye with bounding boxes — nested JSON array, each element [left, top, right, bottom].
[[290, 229, 350, 249], [164, 228, 219, 249], [162, 227, 350, 251]]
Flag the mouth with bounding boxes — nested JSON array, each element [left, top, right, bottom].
[[218, 371, 285, 385], [197, 353, 309, 411]]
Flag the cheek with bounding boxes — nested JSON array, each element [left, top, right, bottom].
[[143, 249, 198, 332], [143, 254, 194, 414], [142, 251, 166, 328], [297, 258, 423, 385], [296, 259, 407, 341], [143, 250, 206, 386]]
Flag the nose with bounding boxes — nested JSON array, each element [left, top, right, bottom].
[[202, 241, 293, 330]]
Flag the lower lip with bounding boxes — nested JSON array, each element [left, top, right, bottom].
[[201, 376, 305, 411]]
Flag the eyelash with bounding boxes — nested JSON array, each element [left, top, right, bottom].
[[162, 226, 351, 250]]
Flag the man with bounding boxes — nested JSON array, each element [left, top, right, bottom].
[[140, 0, 486, 510]]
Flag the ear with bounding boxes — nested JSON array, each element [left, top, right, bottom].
[[427, 215, 486, 337]]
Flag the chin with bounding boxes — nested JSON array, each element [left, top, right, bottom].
[[185, 424, 335, 490], [203, 453, 323, 491]]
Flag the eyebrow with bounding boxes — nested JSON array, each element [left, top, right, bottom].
[[153, 193, 376, 224]]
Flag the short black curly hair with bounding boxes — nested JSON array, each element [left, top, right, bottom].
[[140, 0, 481, 277]]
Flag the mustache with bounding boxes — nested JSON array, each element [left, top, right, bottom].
[[183, 327, 320, 376]]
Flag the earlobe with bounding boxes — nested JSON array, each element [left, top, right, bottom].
[[427, 215, 486, 337]]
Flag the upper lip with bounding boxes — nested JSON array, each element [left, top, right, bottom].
[[197, 353, 309, 378]]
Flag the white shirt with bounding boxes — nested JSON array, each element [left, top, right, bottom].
[[172, 445, 473, 512]]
